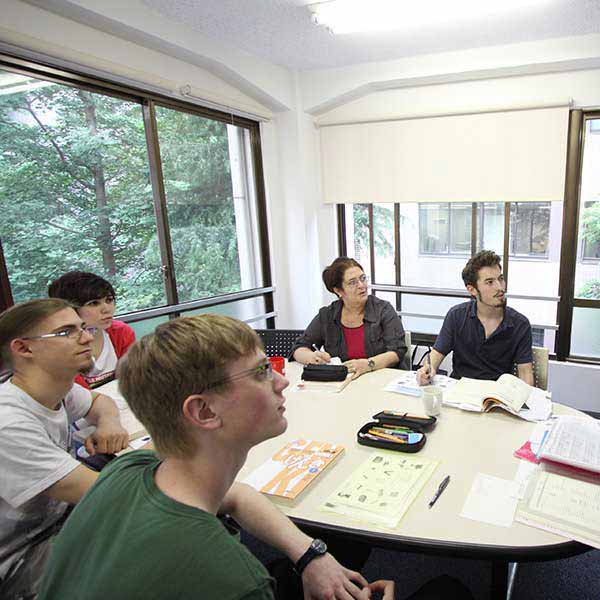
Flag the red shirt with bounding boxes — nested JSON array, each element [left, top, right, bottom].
[[342, 324, 367, 360]]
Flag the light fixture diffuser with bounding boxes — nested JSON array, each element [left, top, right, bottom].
[[309, 0, 553, 35]]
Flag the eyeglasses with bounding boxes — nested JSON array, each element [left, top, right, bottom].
[[203, 361, 273, 391], [22, 326, 98, 341], [344, 274, 369, 288]]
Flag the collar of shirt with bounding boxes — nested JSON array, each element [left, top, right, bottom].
[[333, 295, 376, 324], [468, 299, 515, 338]]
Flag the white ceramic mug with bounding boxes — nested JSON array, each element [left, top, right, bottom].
[[422, 385, 442, 416]]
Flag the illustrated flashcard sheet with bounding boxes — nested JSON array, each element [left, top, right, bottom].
[[321, 452, 438, 528]]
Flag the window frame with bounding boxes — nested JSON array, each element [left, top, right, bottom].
[[0, 51, 275, 327]]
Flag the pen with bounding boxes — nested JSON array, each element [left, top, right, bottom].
[[383, 411, 430, 421], [428, 475, 450, 508], [426, 353, 432, 382]]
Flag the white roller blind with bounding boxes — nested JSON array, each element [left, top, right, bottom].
[[320, 106, 570, 204]]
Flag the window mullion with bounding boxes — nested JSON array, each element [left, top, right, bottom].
[[142, 99, 179, 307], [503, 203, 511, 287], [368, 204, 376, 283]]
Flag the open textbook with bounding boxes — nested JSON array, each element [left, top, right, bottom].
[[243, 439, 344, 500], [538, 416, 600, 475], [443, 374, 552, 421]]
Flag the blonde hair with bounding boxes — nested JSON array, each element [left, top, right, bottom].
[[118, 314, 262, 458], [0, 298, 74, 369]]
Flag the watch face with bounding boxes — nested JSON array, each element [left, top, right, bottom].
[[312, 539, 327, 554]]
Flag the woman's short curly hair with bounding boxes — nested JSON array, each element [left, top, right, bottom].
[[322, 257, 364, 294]]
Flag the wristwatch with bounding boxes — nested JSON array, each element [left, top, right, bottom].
[[367, 358, 376, 372], [294, 538, 327, 575]]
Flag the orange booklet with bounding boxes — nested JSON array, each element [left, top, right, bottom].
[[243, 439, 344, 499]]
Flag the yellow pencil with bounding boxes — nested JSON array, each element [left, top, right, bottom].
[[367, 429, 408, 443]]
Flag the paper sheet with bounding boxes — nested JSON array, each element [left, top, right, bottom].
[[384, 372, 456, 397], [460, 473, 520, 527], [514, 461, 540, 499], [516, 468, 600, 549], [541, 416, 600, 473], [321, 452, 438, 528]]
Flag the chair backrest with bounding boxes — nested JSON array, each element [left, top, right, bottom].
[[531, 346, 549, 390], [402, 330, 412, 370], [254, 329, 304, 358], [513, 346, 549, 390]]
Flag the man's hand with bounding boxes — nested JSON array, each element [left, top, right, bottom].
[[85, 418, 129, 455], [415, 364, 433, 386], [343, 359, 370, 381], [301, 553, 370, 599], [367, 580, 395, 599], [308, 351, 332, 365]]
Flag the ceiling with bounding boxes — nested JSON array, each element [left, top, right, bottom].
[[140, 0, 600, 71]]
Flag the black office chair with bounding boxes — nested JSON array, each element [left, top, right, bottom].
[[254, 329, 304, 358]]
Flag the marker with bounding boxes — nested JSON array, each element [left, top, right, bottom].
[[428, 475, 450, 508], [364, 431, 408, 443]]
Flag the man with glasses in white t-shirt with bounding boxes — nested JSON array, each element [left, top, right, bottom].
[[0, 298, 129, 600]]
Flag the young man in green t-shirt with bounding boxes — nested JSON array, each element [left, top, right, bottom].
[[38, 314, 393, 600]]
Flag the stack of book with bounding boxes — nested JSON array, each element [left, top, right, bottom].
[[515, 416, 600, 549]]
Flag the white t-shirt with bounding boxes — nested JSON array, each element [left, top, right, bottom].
[[82, 330, 118, 387], [0, 381, 92, 579]]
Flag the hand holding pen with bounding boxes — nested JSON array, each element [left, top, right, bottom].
[[310, 344, 331, 365], [416, 353, 434, 386]]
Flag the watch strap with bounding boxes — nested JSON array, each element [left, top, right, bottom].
[[294, 539, 327, 575]]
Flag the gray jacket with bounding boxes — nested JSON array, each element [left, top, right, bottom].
[[290, 295, 408, 368]]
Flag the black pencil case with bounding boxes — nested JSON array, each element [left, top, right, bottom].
[[356, 411, 436, 453], [301, 364, 348, 382]]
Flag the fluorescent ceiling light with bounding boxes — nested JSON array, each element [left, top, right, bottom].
[[309, 0, 553, 34]]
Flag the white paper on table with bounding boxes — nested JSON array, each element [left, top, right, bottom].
[[129, 435, 152, 450], [385, 372, 456, 397], [460, 473, 520, 527], [514, 461, 540, 499]]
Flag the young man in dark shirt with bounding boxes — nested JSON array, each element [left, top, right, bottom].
[[417, 250, 534, 384]]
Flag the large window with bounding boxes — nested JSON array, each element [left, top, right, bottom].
[[509, 202, 550, 258], [343, 199, 562, 354], [569, 115, 600, 359], [418, 202, 550, 258], [0, 58, 272, 326]]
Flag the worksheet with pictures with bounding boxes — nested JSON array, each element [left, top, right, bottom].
[[321, 452, 438, 528]]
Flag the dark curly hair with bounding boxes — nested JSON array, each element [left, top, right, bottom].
[[322, 257, 364, 295], [461, 250, 502, 288]]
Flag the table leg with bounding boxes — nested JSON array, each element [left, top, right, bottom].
[[490, 560, 508, 600]]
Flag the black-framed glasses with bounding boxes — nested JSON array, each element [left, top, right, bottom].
[[203, 361, 273, 391], [345, 274, 369, 288], [22, 326, 98, 341]]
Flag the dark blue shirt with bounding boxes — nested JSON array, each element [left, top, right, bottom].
[[434, 300, 532, 381]]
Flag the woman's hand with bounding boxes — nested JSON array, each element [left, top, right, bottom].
[[343, 358, 371, 380], [308, 350, 332, 365]]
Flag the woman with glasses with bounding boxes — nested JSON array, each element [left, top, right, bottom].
[[291, 257, 407, 379], [48, 271, 135, 388]]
